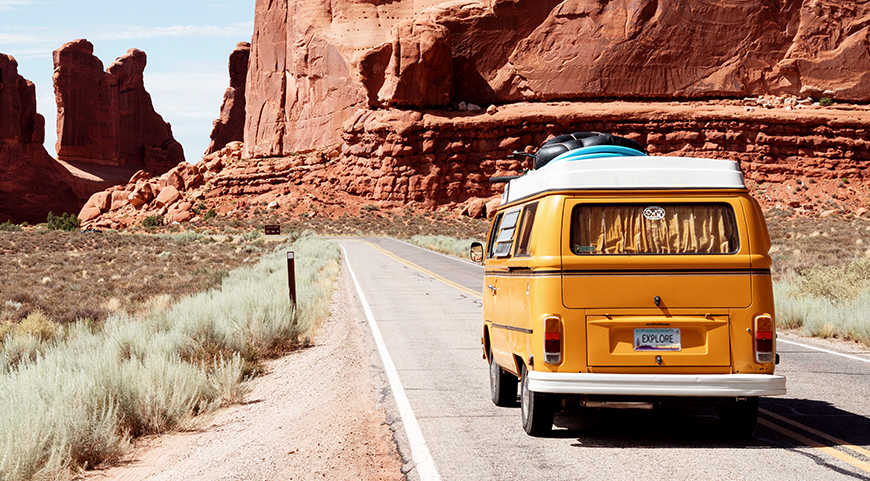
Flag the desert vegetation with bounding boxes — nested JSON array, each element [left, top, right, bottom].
[[407, 235, 484, 258], [0, 232, 339, 480], [763, 209, 870, 345], [0, 229, 270, 325]]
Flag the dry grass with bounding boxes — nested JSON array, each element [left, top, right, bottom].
[[0, 234, 339, 480], [0, 229, 266, 325], [186, 207, 491, 240], [765, 209, 870, 278]]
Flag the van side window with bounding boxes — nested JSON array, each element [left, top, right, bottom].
[[514, 202, 538, 257], [492, 209, 521, 258], [485, 213, 503, 259], [570, 203, 739, 255]]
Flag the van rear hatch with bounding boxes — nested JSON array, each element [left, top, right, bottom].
[[586, 314, 731, 367], [562, 200, 751, 367]]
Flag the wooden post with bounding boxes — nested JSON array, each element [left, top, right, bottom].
[[287, 251, 297, 308]]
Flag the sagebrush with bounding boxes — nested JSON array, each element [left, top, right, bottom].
[[0, 234, 339, 480]]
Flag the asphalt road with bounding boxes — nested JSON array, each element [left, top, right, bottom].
[[337, 237, 870, 481]]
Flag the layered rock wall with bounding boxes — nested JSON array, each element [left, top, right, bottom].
[[244, 0, 870, 157], [53, 39, 184, 173], [0, 54, 81, 223], [205, 42, 251, 155], [332, 103, 870, 207]]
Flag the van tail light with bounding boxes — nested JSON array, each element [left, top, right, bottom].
[[544, 316, 562, 364], [754, 314, 774, 363]]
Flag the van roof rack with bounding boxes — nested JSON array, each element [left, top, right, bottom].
[[500, 154, 747, 205]]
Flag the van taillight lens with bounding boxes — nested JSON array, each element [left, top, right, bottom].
[[544, 316, 562, 364], [755, 315, 774, 363]]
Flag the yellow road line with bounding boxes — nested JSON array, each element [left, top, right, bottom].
[[359, 240, 483, 300], [760, 408, 870, 459], [758, 418, 870, 474]]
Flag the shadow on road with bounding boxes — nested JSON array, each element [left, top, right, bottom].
[[540, 397, 870, 451]]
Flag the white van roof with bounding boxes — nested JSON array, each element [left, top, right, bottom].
[[501, 155, 747, 205]]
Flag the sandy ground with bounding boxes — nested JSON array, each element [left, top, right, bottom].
[[80, 265, 407, 481]]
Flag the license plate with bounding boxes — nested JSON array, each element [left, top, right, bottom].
[[634, 328, 681, 351]]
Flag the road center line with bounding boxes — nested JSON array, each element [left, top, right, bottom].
[[361, 240, 483, 299], [760, 408, 870, 459], [758, 418, 870, 474], [340, 245, 442, 481], [778, 338, 870, 364]]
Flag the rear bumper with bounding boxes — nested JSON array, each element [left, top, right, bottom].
[[527, 372, 786, 397]]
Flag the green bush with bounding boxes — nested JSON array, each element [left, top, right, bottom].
[[142, 215, 164, 228], [819, 97, 834, 107], [46, 212, 80, 232], [203, 208, 217, 220], [0, 221, 22, 232]]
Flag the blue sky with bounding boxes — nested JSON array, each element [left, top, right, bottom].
[[1, 0, 254, 162]]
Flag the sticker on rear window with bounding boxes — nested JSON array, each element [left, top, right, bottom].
[[643, 206, 665, 221]]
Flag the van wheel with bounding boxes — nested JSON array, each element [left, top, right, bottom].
[[489, 348, 518, 407], [520, 364, 554, 436], [717, 397, 759, 437]]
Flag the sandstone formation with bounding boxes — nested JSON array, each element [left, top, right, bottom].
[[205, 42, 251, 155], [53, 39, 185, 173], [0, 54, 81, 223], [83, 100, 870, 229], [244, 0, 870, 157]]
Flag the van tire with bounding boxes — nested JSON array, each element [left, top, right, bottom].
[[489, 347, 518, 407], [717, 397, 759, 437], [521, 364, 554, 436]]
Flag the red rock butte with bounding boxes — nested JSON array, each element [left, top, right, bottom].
[[0, 54, 80, 223], [243, 0, 870, 157], [53, 39, 184, 173]]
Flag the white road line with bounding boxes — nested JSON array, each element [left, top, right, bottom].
[[778, 338, 870, 364], [340, 245, 442, 481]]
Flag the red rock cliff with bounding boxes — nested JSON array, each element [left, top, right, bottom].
[[205, 42, 251, 155], [53, 39, 185, 173], [244, 0, 870, 157], [0, 54, 81, 223]]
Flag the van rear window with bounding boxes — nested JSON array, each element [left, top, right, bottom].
[[570, 203, 739, 255]]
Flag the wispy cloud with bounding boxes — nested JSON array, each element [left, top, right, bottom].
[[91, 23, 253, 41], [0, 32, 42, 44], [0, 0, 39, 10]]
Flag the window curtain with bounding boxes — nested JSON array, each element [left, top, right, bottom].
[[573, 205, 737, 254]]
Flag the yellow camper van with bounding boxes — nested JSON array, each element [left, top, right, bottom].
[[472, 132, 786, 437]]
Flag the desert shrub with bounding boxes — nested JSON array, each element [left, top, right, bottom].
[[0, 221, 22, 231], [161, 231, 204, 244], [819, 97, 834, 107], [407, 234, 484, 258], [46, 212, 80, 232], [203, 208, 217, 220], [142, 215, 164, 228], [241, 230, 261, 241], [0, 234, 339, 480], [774, 258, 870, 345]]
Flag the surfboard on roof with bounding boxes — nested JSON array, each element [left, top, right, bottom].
[[500, 132, 747, 206]]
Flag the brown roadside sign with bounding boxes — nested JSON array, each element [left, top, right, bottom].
[[264, 225, 281, 235]]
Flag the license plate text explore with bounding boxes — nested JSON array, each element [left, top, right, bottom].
[[634, 328, 681, 351]]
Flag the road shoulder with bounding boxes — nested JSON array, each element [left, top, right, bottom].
[[81, 264, 406, 481]]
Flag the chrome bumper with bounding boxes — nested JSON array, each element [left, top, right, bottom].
[[528, 372, 786, 397]]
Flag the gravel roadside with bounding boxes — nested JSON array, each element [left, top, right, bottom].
[[81, 262, 408, 481]]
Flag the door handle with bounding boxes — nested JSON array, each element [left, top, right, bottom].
[[487, 285, 499, 294]]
